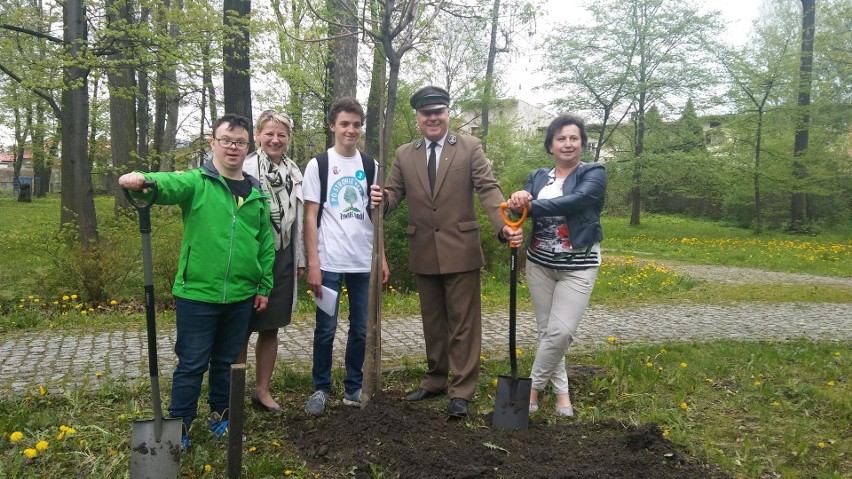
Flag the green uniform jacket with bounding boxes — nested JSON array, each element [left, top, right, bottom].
[[140, 161, 275, 304]]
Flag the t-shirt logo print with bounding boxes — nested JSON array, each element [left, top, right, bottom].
[[329, 171, 367, 221]]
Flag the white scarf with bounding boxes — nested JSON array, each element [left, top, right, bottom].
[[255, 149, 303, 250]]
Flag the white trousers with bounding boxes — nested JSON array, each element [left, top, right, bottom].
[[526, 261, 598, 394]]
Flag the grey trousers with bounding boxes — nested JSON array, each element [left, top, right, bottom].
[[526, 261, 598, 394]]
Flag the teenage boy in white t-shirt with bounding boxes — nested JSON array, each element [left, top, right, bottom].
[[302, 97, 390, 415]]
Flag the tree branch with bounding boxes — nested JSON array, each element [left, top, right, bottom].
[[1, 24, 65, 45], [0, 62, 61, 117]]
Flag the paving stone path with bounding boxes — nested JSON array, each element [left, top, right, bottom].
[[2, 264, 850, 395]]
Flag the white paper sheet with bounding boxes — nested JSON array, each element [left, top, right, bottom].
[[312, 285, 339, 316]]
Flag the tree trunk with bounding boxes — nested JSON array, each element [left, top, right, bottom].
[[480, 0, 501, 151], [790, 0, 815, 232], [754, 110, 764, 233], [365, 23, 386, 157], [201, 41, 218, 128], [61, 0, 99, 248], [328, 0, 358, 99], [223, 0, 254, 147], [32, 102, 50, 196], [136, 0, 150, 168], [107, 0, 138, 211]]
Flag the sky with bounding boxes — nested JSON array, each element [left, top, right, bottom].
[[503, 0, 764, 110]]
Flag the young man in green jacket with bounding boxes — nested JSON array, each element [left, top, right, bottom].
[[119, 113, 275, 450]]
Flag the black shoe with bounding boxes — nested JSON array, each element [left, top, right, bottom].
[[251, 392, 283, 413], [447, 398, 468, 418], [403, 388, 442, 402]]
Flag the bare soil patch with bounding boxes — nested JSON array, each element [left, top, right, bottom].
[[284, 392, 729, 478]]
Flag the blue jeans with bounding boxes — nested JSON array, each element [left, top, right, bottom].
[[169, 297, 253, 427], [312, 271, 369, 395]]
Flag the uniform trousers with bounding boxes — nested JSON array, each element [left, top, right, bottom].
[[415, 269, 482, 400]]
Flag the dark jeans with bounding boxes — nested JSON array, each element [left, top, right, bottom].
[[169, 297, 253, 427], [312, 271, 369, 395]]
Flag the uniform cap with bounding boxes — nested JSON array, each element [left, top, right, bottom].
[[410, 85, 450, 111]]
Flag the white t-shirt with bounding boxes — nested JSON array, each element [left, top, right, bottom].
[[303, 148, 376, 273]]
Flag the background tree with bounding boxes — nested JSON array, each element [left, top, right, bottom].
[[223, 0, 253, 145], [789, 0, 815, 232]]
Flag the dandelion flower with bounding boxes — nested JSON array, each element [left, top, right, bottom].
[[479, 355, 486, 361], [680, 402, 688, 410], [607, 336, 617, 343], [658, 367, 664, 372], [646, 362, 654, 367], [23, 448, 37, 458], [57, 431, 65, 440], [515, 348, 523, 356], [492, 378, 498, 388], [110, 300, 118, 305], [834, 352, 841, 357], [754, 381, 761, 386], [285, 470, 293, 476], [271, 440, 281, 447], [248, 446, 257, 452], [818, 442, 826, 448], [662, 428, 670, 438], [39, 386, 46, 396], [826, 381, 835, 387], [680, 362, 687, 368], [71, 294, 77, 300], [10, 431, 23, 442], [62, 295, 69, 301], [95, 372, 103, 378], [204, 464, 212, 473], [118, 414, 126, 421], [771, 401, 780, 407], [659, 348, 666, 353], [35, 440, 48, 451]]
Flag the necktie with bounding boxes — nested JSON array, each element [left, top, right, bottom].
[[428, 142, 437, 193]]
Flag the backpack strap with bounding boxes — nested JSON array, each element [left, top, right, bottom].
[[316, 152, 330, 229], [316, 150, 375, 229]]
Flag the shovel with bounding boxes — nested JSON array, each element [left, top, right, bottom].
[[493, 202, 531, 431], [125, 182, 182, 479]]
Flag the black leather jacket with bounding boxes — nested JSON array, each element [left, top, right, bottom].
[[523, 162, 607, 249]]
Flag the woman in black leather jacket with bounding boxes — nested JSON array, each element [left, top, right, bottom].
[[507, 114, 607, 417]]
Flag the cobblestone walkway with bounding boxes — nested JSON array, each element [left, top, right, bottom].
[[2, 264, 850, 395]]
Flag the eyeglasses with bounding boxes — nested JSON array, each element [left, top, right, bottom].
[[214, 138, 250, 150]]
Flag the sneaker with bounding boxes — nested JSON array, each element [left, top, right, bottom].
[[304, 390, 329, 416], [342, 389, 362, 407], [180, 434, 192, 452], [208, 410, 229, 438]]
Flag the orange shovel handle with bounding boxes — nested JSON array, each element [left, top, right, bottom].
[[500, 202, 527, 248]]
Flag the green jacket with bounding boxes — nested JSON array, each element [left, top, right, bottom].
[[140, 161, 275, 304]]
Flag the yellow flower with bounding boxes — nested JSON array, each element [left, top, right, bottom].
[[818, 442, 826, 448], [28, 295, 34, 299], [479, 355, 486, 361], [662, 428, 670, 438], [57, 431, 65, 440], [607, 336, 617, 343], [204, 464, 212, 473], [39, 386, 46, 396], [680, 402, 688, 410], [248, 446, 257, 452], [271, 440, 281, 447], [680, 362, 687, 368], [10, 431, 23, 442], [62, 295, 69, 301], [23, 448, 37, 458], [285, 470, 293, 476], [110, 300, 118, 305], [60, 425, 76, 435], [658, 367, 664, 372], [492, 378, 498, 388], [771, 401, 780, 407], [826, 381, 835, 387], [35, 440, 48, 451], [834, 352, 841, 357], [515, 348, 523, 356], [659, 348, 666, 353], [646, 362, 654, 367], [95, 372, 103, 378], [71, 294, 77, 300], [118, 414, 126, 421], [754, 381, 761, 386]]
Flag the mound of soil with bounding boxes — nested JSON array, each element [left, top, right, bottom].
[[285, 393, 729, 479]]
